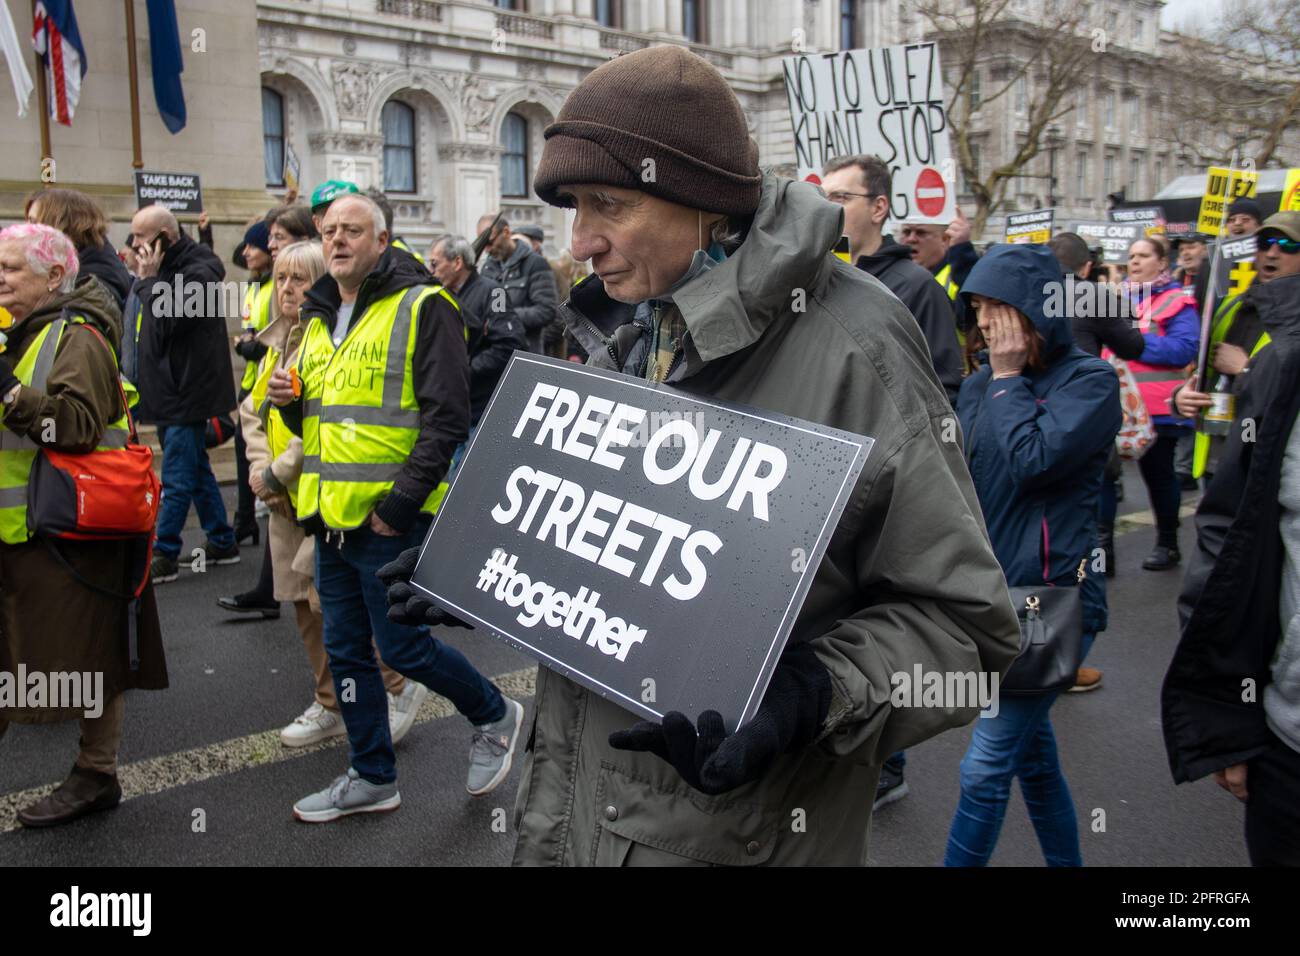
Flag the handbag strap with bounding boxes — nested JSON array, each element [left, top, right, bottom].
[[68, 318, 140, 445]]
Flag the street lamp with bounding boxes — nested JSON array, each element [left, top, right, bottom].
[[1046, 123, 1063, 208]]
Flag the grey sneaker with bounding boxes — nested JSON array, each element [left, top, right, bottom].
[[388, 681, 429, 745], [293, 768, 400, 823], [466, 697, 524, 796]]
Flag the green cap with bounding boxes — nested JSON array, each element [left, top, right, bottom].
[[310, 179, 359, 212]]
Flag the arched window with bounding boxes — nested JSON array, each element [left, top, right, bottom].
[[262, 87, 285, 188], [502, 112, 528, 198], [383, 100, 416, 193]]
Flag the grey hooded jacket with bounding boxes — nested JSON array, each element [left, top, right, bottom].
[[511, 172, 1020, 866]]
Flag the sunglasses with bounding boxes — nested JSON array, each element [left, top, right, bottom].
[[1259, 235, 1300, 254]]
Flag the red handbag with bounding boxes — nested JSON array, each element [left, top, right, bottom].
[[25, 323, 160, 602]]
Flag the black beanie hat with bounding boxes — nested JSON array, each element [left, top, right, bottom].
[[534, 45, 761, 217], [1227, 198, 1263, 222]]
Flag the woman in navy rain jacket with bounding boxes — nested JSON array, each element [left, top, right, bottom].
[[944, 244, 1121, 867]]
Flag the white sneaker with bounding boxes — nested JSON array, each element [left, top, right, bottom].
[[281, 701, 346, 748], [388, 682, 429, 746]]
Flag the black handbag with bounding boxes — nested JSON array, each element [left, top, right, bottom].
[[1000, 559, 1087, 695]]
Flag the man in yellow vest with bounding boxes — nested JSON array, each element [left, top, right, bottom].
[[900, 208, 979, 341], [266, 194, 523, 822], [1175, 211, 1300, 475]]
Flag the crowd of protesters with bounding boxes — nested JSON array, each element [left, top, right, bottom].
[[0, 44, 1296, 867]]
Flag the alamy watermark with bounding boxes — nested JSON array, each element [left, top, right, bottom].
[[890, 664, 1001, 719], [149, 276, 260, 319], [1041, 275, 1158, 322], [0, 665, 103, 718]]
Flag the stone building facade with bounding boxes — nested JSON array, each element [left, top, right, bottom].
[[257, 0, 1297, 251], [0, 0, 271, 256]]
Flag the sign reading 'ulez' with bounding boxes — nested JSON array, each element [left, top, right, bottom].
[[411, 356, 872, 730]]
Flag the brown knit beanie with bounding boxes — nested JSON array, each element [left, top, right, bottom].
[[534, 45, 761, 217]]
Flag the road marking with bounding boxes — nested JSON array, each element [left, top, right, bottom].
[[0, 666, 537, 834], [1113, 501, 1199, 537]]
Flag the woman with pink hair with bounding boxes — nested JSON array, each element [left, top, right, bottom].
[[0, 222, 166, 828]]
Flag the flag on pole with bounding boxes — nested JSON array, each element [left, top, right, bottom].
[[31, 0, 86, 126], [0, 0, 33, 117], [146, 0, 185, 134]]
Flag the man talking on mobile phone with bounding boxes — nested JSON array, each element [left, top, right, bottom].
[[129, 203, 240, 583]]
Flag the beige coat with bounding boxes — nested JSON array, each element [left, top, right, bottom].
[[240, 313, 314, 605]]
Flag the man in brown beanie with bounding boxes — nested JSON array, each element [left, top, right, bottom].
[[382, 44, 1020, 866]]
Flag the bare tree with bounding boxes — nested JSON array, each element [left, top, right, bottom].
[[1165, 0, 1299, 168], [910, 0, 1097, 235]]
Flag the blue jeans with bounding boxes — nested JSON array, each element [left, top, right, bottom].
[[315, 516, 505, 784], [943, 634, 1096, 867], [155, 422, 233, 560]]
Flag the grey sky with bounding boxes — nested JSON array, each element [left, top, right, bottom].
[[1160, 0, 1222, 31]]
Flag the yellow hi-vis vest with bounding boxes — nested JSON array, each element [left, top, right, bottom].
[[935, 263, 959, 301], [240, 279, 274, 392], [295, 284, 462, 530], [249, 340, 301, 510], [391, 238, 427, 266], [935, 262, 966, 350], [0, 316, 135, 544], [1191, 295, 1272, 478]]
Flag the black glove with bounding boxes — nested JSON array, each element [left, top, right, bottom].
[[608, 641, 832, 795], [0, 368, 19, 397], [375, 546, 471, 629]]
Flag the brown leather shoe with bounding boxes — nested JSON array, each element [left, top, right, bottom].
[[17, 765, 122, 828], [1068, 667, 1103, 693]]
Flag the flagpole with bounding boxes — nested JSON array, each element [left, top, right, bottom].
[[30, 0, 51, 180], [124, 0, 143, 169]]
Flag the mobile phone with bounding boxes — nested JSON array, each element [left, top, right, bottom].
[[153, 233, 172, 256]]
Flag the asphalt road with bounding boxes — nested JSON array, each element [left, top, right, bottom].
[[0, 466, 1250, 866]]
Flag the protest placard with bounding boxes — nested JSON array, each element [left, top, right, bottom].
[[411, 356, 872, 731], [134, 171, 203, 214], [1005, 209, 1055, 244], [1071, 220, 1142, 263], [1283, 168, 1300, 213], [782, 43, 954, 223], [1213, 234, 1257, 302], [1196, 167, 1258, 236], [1110, 206, 1166, 237]]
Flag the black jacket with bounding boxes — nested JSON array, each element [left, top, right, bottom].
[[452, 269, 527, 425], [77, 240, 132, 310], [1163, 273, 1300, 783], [480, 238, 559, 353], [134, 233, 236, 426], [1068, 275, 1145, 360], [281, 249, 469, 535], [856, 236, 963, 400]]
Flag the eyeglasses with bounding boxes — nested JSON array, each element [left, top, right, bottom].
[[1259, 235, 1300, 254], [826, 191, 876, 205]]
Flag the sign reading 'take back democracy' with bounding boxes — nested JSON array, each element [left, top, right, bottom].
[[411, 356, 871, 730]]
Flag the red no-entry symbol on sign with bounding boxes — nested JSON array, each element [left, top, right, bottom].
[[915, 167, 947, 218]]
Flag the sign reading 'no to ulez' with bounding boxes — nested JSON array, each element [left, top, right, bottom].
[[411, 356, 872, 731], [782, 42, 955, 224]]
